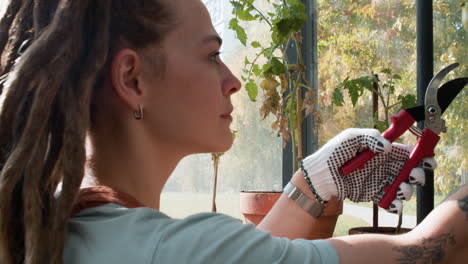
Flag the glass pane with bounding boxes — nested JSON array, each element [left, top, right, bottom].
[[0, 5, 6, 17], [161, 0, 282, 219], [317, 0, 418, 236], [433, 0, 467, 194]]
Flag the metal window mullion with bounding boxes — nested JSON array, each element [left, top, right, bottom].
[[416, 0, 434, 224]]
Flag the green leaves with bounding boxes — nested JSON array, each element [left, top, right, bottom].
[[230, 0, 256, 21], [398, 94, 417, 110], [229, 18, 247, 46], [230, 1, 243, 13], [251, 41, 261, 48], [333, 69, 418, 132], [392, 74, 402, 80], [275, 19, 291, 36], [275, 15, 306, 36], [245, 81, 258, 102], [229, 0, 309, 164], [271, 0, 306, 44], [269, 57, 286, 76], [374, 120, 388, 133], [335, 76, 373, 107], [238, 9, 256, 21], [381, 68, 392, 75], [332, 89, 344, 106], [252, 64, 262, 76]]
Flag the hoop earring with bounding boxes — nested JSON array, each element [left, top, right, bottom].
[[133, 104, 144, 120]]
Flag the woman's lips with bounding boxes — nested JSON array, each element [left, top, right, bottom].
[[221, 106, 234, 121], [220, 114, 233, 121]]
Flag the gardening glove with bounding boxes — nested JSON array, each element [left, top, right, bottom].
[[301, 128, 436, 215]]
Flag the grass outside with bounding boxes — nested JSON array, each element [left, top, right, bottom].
[[333, 214, 369, 237], [344, 195, 445, 216]]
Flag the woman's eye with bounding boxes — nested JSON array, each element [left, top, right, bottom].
[[209, 52, 221, 64]]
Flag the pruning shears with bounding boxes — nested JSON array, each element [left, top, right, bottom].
[[341, 63, 467, 210]]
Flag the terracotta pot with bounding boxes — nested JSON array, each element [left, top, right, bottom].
[[308, 197, 343, 239], [349, 226, 412, 235], [239, 191, 282, 226]]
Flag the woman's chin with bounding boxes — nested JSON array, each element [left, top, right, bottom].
[[217, 143, 233, 153], [213, 139, 233, 153], [187, 130, 234, 154], [209, 135, 234, 153]]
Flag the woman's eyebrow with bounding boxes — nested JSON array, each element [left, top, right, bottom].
[[200, 35, 223, 47]]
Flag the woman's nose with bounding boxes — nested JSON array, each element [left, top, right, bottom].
[[222, 66, 242, 96]]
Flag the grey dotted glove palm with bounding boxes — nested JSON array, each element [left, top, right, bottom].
[[302, 128, 435, 214]]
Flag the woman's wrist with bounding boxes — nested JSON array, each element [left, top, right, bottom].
[[291, 169, 343, 216], [283, 181, 325, 219], [301, 155, 339, 201], [290, 170, 318, 201]]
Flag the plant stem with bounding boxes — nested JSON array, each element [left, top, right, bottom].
[[372, 76, 379, 230], [294, 34, 306, 167], [289, 80, 297, 171], [388, 102, 402, 109], [211, 155, 219, 212], [374, 88, 389, 126], [296, 83, 303, 167], [290, 116, 297, 171], [246, 47, 270, 80], [385, 79, 392, 125], [396, 213, 403, 234]]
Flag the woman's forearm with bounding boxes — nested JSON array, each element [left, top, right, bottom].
[[256, 170, 342, 240], [328, 184, 468, 263], [258, 167, 467, 263], [405, 184, 468, 263]]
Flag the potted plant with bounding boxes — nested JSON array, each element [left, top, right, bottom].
[[230, 0, 342, 236], [332, 69, 416, 235]]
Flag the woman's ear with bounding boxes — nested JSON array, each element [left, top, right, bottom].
[[110, 49, 145, 110]]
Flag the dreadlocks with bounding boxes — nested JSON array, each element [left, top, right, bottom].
[[0, 0, 174, 263]]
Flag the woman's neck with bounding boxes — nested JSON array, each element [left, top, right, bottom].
[[87, 124, 184, 210]]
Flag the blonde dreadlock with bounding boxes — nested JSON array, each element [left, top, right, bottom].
[[0, 0, 174, 263]]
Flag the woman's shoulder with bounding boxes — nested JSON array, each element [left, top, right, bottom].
[[69, 202, 239, 229], [65, 203, 246, 263], [65, 204, 170, 263], [66, 204, 338, 264]]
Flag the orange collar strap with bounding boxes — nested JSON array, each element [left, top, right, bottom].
[[72, 186, 144, 215]]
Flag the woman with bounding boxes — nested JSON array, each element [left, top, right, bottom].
[[0, 0, 466, 263]]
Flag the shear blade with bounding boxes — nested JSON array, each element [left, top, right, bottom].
[[425, 63, 460, 97], [405, 77, 467, 122], [437, 78, 467, 112]]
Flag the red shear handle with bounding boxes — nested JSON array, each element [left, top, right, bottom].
[[341, 110, 416, 175], [378, 128, 440, 209], [340, 149, 378, 174]]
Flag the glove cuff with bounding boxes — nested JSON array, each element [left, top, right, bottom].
[[302, 155, 338, 201]]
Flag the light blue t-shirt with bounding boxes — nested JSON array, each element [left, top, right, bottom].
[[64, 203, 339, 263]]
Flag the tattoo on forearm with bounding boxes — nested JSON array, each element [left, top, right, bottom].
[[392, 232, 456, 264], [459, 195, 468, 220]]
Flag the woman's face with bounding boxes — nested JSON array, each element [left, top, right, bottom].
[[141, 0, 241, 155]]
